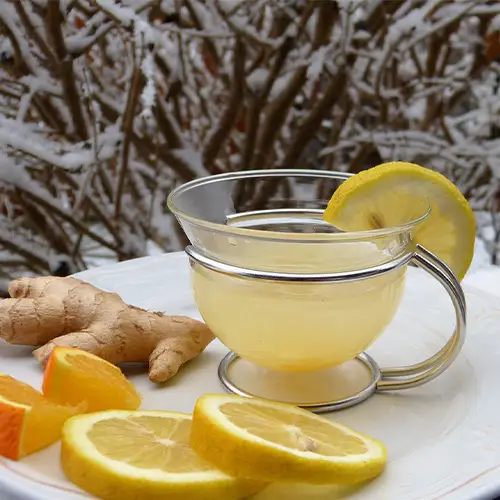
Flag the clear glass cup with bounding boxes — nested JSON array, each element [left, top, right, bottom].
[[168, 170, 466, 410]]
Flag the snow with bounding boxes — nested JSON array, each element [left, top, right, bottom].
[[469, 237, 493, 274], [217, 1, 245, 12], [92, 0, 158, 47], [66, 26, 110, 55], [0, 117, 121, 171], [463, 224, 500, 297], [336, 0, 358, 11], [169, 149, 207, 177], [0, 125, 71, 170], [0, 221, 52, 268], [464, 266, 500, 297], [0, 0, 499, 279], [95, 0, 136, 26], [307, 46, 329, 83], [269, 72, 295, 100], [0, 35, 13, 59], [387, 9, 424, 45], [0, 11, 45, 84], [0, 152, 26, 186], [247, 68, 269, 94], [140, 52, 156, 118], [188, 0, 217, 30], [16, 87, 37, 123]]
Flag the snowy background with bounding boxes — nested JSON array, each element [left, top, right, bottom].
[[0, 0, 500, 293]]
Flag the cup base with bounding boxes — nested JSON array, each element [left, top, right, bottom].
[[218, 352, 381, 413]]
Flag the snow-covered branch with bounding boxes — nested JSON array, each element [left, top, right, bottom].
[[0, 0, 499, 278]]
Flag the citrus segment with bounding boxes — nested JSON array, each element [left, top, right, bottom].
[[0, 373, 81, 460], [191, 394, 387, 484], [61, 410, 263, 500], [323, 162, 476, 280], [43, 347, 141, 412]]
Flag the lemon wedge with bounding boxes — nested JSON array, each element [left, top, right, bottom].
[[61, 410, 262, 500], [191, 394, 387, 484], [323, 162, 476, 280]]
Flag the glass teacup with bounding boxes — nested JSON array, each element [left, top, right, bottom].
[[168, 170, 466, 411]]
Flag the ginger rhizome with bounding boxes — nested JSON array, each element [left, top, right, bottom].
[[0, 277, 214, 382]]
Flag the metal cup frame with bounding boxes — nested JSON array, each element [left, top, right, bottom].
[[186, 244, 466, 413], [176, 169, 466, 413]]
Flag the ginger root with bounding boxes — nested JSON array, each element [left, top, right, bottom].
[[0, 277, 214, 382]]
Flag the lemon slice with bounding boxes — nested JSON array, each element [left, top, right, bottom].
[[191, 394, 387, 484], [323, 162, 476, 280], [62, 410, 263, 500]]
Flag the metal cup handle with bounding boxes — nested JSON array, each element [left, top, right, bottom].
[[376, 244, 467, 391]]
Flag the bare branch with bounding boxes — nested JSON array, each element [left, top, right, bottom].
[[0, 0, 496, 275], [115, 60, 144, 219], [14, 1, 57, 70], [202, 37, 245, 168], [250, 2, 327, 170], [46, 0, 88, 139]]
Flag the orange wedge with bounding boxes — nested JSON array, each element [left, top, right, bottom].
[[42, 347, 141, 413], [0, 373, 81, 460]]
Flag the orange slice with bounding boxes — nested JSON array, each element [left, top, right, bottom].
[[42, 347, 141, 413], [0, 373, 81, 460]]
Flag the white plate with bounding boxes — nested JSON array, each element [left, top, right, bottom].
[[1, 252, 500, 500]]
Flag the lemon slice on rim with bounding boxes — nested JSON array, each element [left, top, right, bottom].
[[61, 410, 262, 500], [323, 162, 476, 280], [191, 394, 387, 484]]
